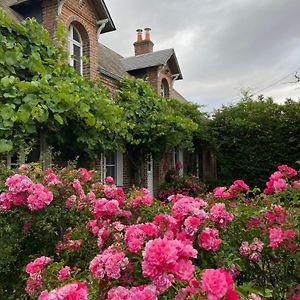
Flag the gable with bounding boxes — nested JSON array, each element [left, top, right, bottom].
[[121, 48, 183, 80], [9, 0, 115, 33]]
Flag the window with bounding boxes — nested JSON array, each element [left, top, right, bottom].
[[173, 146, 183, 176], [68, 24, 83, 75], [160, 78, 169, 98], [6, 152, 21, 169], [101, 152, 123, 186]]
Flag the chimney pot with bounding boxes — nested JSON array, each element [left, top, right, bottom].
[[144, 27, 151, 40], [134, 27, 154, 55], [136, 28, 143, 42]]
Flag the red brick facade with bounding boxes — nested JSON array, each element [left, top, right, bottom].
[[42, 0, 98, 80]]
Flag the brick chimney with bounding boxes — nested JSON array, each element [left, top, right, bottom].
[[134, 27, 154, 56]]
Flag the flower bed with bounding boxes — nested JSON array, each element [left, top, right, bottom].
[[0, 164, 299, 299]]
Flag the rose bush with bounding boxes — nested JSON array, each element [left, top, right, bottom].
[[0, 164, 299, 299]]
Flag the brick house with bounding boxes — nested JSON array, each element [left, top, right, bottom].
[[1, 0, 217, 195]]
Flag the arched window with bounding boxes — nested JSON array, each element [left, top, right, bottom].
[[68, 24, 83, 75], [160, 78, 170, 97]]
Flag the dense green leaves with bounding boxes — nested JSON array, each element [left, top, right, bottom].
[[209, 95, 300, 187], [0, 9, 125, 161], [117, 77, 202, 156]]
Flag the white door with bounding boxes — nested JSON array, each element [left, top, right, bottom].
[[147, 155, 154, 196]]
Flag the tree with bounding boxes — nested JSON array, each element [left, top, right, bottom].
[[209, 94, 300, 187]]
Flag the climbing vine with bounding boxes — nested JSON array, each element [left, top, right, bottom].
[[0, 9, 205, 164], [0, 10, 127, 161], [116, 77, 201, 156]]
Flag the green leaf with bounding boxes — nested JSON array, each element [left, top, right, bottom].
[[0, 139, 13, 153], [54, 113, 64, 125]]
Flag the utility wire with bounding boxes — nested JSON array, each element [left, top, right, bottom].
[[252, 67, 300, 96], [225, 66, 300, 104]]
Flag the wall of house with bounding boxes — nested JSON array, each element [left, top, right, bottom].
[[99, 74, 120, 95], [42, 0, 98, 80]]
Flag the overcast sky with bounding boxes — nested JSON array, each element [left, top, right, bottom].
[[101, 0, 300, 113]]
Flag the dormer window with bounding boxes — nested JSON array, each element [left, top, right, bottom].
[[68, 24, 83, 75]]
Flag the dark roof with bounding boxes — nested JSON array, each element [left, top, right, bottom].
[[121, 49, 183, 80], [97, 43, 129, 80], [8, 0, 115, 33], [173, 89, 187, 103], [0, 0, 23, 20]]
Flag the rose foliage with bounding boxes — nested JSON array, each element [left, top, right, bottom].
[[0, 164, 299, 299]]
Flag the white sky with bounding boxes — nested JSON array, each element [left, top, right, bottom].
[[101, 0, 300, 113]]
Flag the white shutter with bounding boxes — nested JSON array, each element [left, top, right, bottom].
[[116, 152, 123, 186], [100, 153, 105, 182], [179, 148, 184, 176]]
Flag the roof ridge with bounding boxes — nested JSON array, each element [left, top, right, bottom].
[[121, 48, 174, 60]]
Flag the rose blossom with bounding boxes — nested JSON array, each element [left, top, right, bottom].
[[199, 228, 222, 251]]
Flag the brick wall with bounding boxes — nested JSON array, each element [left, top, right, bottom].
[[99, 74, 120, 95], [146, 65, 175, 96], [42, 0, 98, 80]]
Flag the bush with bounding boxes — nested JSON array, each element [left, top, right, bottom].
[[209, 96, 300, 188], [0, 164, 299, 299], [158, 169, 205, 201]]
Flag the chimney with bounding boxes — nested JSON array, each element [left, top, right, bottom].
[[136, 28, 143, 42], [133, 27, 154, 56]]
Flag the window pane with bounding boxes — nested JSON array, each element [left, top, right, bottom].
[[73, 28, 81, 42], [106, 166, 115, 179], [74, 45, 81, 60], [73, 59, 81, 73], [106, 152, 115, 165]]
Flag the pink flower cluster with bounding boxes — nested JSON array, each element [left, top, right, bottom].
[[129, 188, 153, 208], [73, 179, 86, 200], [56, 228, 82, 252], [25, 256, 52, 296], [93, 198, 124, 218], [269, 227, 297, 250], [27, 183, 54, 211], [264, 164, 297, 193], [229, 180, 250, 195], [58, 266, 71, 281], [201, 268, 240, 300], [0, 174, 53, 211], [78, 168, 94, 182], [108, 284, 158, 300], [209, 203, 234, 228], [38, 282, 88, 300], [183, 216, 203, 235], [89, 246, 129, 280], [213, 179, 249, 199], [103, 185, 125, 205], [199, 227, 222, 251], [265, 204, 288, 225], [125, 223, 159, 253], [43, 168, 62, 186], [213, 186, 232, 199], [248, 293, 262, 300], [171, 195, 207, 222], [239, 238, 264, 262], [142, 237, 197, 282]]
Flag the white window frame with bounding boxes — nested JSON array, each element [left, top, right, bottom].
[[147, 154, 154, 196], [6, 150, 25, 169], [160, 82, 166, 97], [68, 24, 83, 75], [100, 152, 123, 186], [173, 146, 184, 176]]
